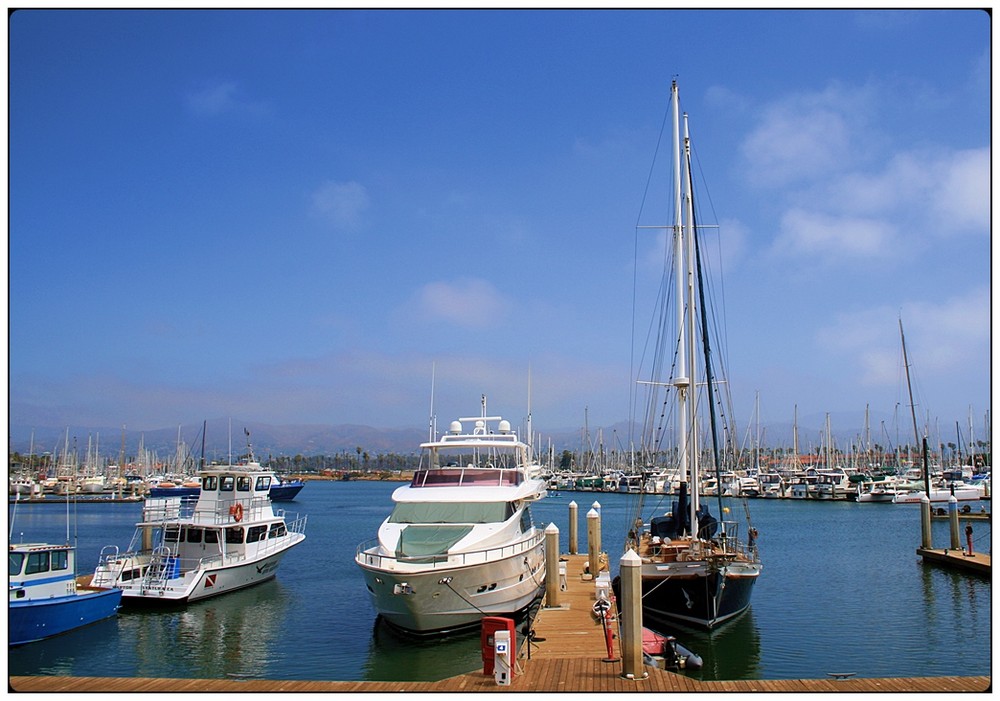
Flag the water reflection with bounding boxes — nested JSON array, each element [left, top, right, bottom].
[[362, 617, 483, 682], [120, 579, 291, 679], [652, 608, 762, 681], [8, 616, 121, 678]]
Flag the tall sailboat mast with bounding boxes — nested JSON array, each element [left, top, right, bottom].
[[682, 107, 701, 524], [669, 80, 692, 522]]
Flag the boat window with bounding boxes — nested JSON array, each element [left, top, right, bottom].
[[204, 530, 220, 544], [25, 551, 50, 575], [202, 476, 218, 491], [9, 552, 24, 576], [50, 550, 68, 571], [185, 528, 203, 544], [255, 476, 272, 491], [519, 506, 533, 533], [268, 523, 286, 539], [225, 527, 245, 544], [237, 476, 251, 492], [247, 525, 267, 542], [164, 526, 181, 543], [388, 502, 509, 524], [220, 476, 235, 491]]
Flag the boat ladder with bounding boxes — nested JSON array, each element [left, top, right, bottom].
[[140, 545, 179, 594]]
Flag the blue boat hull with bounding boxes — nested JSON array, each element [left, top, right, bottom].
[[148, 482, 304, 501], [269, 481, 304, 501], [9, 588, 122, 646]]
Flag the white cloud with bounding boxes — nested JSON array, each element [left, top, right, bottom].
[[772, 209, 898, 259], [816, 286, 990, 388], [936, 148, 989, 233], [740, 84, 870, 188], [409, 278, 509, 329], [310, 180, 371, 232]]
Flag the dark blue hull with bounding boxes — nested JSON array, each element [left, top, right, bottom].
[[148, 486, 201, 498], [269, 481, 304, 502], [148, 481, 304, 502], [9, 588, 122, 646], [640, 568, 757, 630]]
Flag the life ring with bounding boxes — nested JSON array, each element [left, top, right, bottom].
[[229, 503, 244, 522]]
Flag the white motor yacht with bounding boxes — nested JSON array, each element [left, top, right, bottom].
[[355, 402, 547, 636]]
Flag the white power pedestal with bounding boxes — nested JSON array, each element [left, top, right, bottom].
[[494, 629, 512, 686]]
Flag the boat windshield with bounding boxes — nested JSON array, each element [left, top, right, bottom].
[[388, 501, 514, 524], [9, 552, 24, 576]]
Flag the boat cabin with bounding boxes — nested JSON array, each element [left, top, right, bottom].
[[9, 543, 77, 599]]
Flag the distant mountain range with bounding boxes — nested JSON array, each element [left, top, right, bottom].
[[9, 409, 944, 461]]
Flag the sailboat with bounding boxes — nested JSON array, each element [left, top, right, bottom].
[[615, 80, 761, 630]]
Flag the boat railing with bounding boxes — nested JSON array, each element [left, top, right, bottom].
[[711, 520, 756, 561], [356, 529, 544, 570]]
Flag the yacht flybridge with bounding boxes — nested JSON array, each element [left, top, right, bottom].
[[356, 399, 548, 636]]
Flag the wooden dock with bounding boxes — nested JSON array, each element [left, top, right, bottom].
[[917, 547, 991, 575], [9, 553, 989, 693]]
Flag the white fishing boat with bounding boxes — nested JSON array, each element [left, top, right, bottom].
[[92, 457, 306, 603], [617, 80, 760, 631], [355, 397, 547, 636]]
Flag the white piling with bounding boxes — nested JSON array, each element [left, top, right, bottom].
[[948, 495, 961, 550], [587, 508, 601, 578], [544, 523, 560, 609], [568, 501, 578, 555], [619, 549, 646, 680]]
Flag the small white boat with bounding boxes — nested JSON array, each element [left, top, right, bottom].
[[92, 460, 306, 603], [856, 478, 900, 503], [892, 485, 981, 504], [355, 399, 547, 636]]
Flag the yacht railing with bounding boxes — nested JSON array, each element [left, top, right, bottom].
[[356, 529, 544, 571]]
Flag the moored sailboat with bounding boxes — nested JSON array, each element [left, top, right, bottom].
[[617, 80, 760, 631]]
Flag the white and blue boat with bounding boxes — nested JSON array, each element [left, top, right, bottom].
[[9, 541, 122, 646]]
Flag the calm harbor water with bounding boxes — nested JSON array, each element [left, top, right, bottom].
[[8, 481, 992, 682]]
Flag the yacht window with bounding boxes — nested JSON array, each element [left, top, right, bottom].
[[202, 476, 218, 491], [220, 476, 235, 492], [51, 550, 69, 571], [247, 525, 267, 542], [255, 476, 272, 491], [185, 528, 203, 544], [388, 502, 509, 524], [520, 506, 533, 533], [268, 523, 286, 539], [225, 527, 245, 544], [9, 552, 24, 576], [237, 476, 251, 492], [25, 551, 50, 575], [204, 529, 220, 544]]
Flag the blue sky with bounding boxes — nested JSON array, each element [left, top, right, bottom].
[[8, 9, 991, 444]]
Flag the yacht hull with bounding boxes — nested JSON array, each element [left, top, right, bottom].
[[357, 539, 545, 635]]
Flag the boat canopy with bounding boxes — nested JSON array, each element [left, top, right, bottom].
[[395, 525, 474, 558]]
